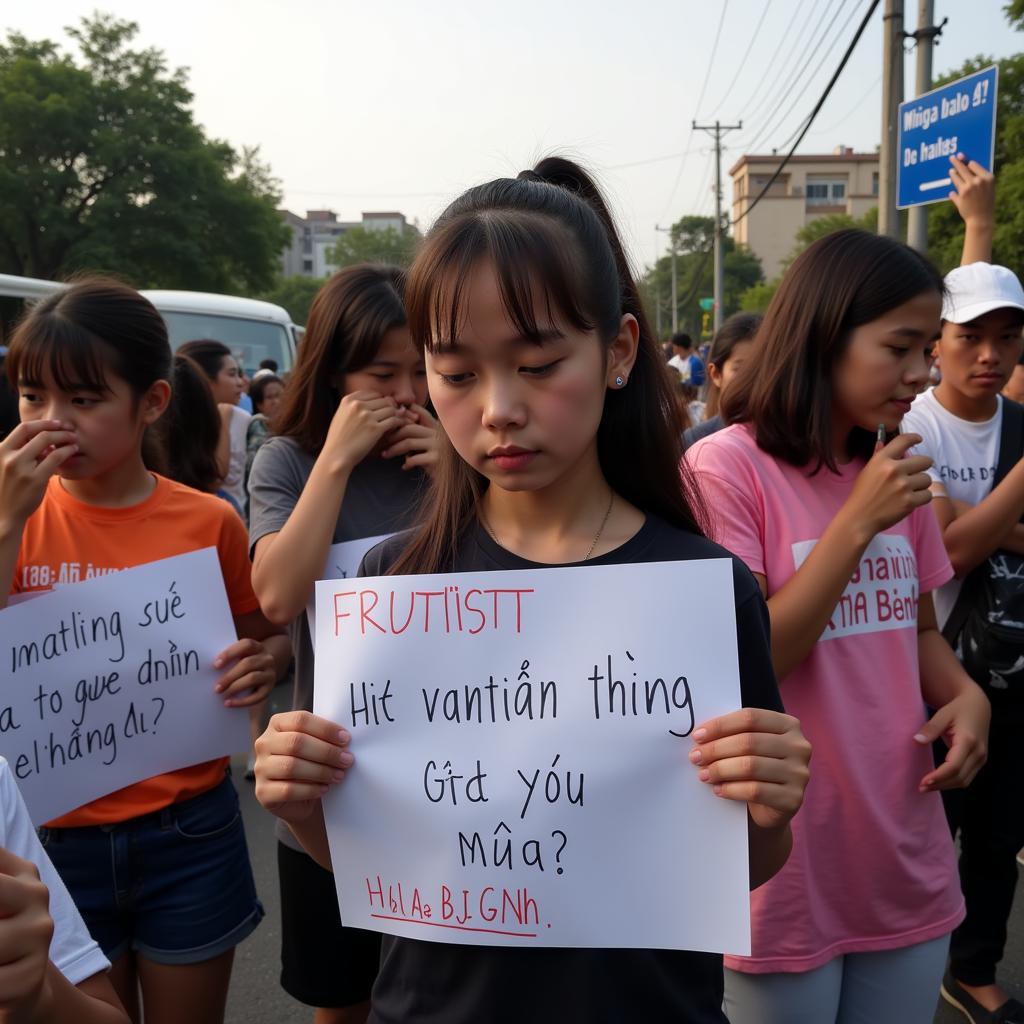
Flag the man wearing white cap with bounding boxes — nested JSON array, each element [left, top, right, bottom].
[[903, 255, 1024, 1024]]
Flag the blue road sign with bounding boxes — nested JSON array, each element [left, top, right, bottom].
[[897, 65, 998, 210]]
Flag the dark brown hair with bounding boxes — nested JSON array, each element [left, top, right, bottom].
[[176, 339, 233, 381], [250, 373, 283, 415], [8, 277, 170, 399], [274, 265, 407, 455], [391, 155, 705, 575], [7, 276, 173, 472], [155, 355, 223, 493], [703, 312, 762, 420], [721, 229, 944, 472]]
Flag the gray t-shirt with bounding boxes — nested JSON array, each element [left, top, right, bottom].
[[248, 435, 425, 849]]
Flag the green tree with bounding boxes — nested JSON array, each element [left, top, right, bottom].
[[1006, 1, 1024, 28], [0, 15, 289, 291], [327, 225, 421, 270], [257, 275, 326, 325], [738, 207, 880, 312], [643, 215, 764, 338], [927, 53, 1024, 273], [736, 281, 778, 314]]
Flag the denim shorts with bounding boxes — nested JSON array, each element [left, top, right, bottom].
[[39, 773, 264, 964]]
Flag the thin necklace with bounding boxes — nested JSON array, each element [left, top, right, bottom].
[[482, 489, 616, 561]]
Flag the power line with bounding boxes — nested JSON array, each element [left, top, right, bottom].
[[705, 0, 775, 118], [659, 0, 730, 222], [606, 146, 702, 171], [731, 0, 882, 227], [285, 187, 450, 199], [733, 0, 819, 130], [286, 145, 707, 204], [803, 72, 883, 137], [764, 0, 867, 153], [741, 0, 851, 154], [694, 153, 717, 214], [730, 0, 813, 124]]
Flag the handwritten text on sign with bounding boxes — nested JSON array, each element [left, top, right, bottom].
[[0, 548, 249, 824], [314, 559, 750, 953], [306, 534, 395, 644]]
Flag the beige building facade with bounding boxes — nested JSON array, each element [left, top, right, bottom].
[[730, 148, 880, 280]]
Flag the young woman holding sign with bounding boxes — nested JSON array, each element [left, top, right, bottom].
[[254, 157, 812, 1024], [0, 279, 291, 1024], [248, 264, 441, 1024], [687, 231, 991, 1023]]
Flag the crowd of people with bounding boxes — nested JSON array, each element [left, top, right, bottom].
[[0, 149, 1017, 1024]]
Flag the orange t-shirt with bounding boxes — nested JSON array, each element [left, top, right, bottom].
[[12, 475, 261, 827]]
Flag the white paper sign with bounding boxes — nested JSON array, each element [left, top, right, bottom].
[[314, 559, 750, 953], [0, 548, 249, 824], [306, 534, 395, 643]]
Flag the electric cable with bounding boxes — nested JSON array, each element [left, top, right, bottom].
[[659, 0, 730, 222], [731, 0, 881, 227], [741, 0, 850, 153]]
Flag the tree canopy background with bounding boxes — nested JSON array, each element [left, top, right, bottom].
[[0, 14, 289, 292]]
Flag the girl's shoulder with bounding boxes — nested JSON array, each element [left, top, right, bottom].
[[687, 421, 757, 462], [630, 515, 765, 610], [250, 434, 314, 474], [357, 518, 764, 614], [687, 422, 770, 491], [358, 530, 415, 578], [158, 476, 241, 521]]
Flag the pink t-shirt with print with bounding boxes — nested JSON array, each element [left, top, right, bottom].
[[688, 424, 963, 975]]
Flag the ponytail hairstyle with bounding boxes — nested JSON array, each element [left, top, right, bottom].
[[721, 229, 943, 472], [155, 355, 223, 493], [6, 276, 172, 471], [703, 312, 762, 420], [391, 155, 707, 575], [274, 264, 408, 455]]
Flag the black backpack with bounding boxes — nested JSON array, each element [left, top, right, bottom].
[[942, 398, 1024, 691]]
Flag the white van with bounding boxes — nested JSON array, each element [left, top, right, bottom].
[[144, 290, 301, 376], [0, 275, 301, 376]]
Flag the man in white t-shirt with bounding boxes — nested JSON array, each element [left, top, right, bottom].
[[903, 258, 1024, 1024], [0, 758, 126, 1021]]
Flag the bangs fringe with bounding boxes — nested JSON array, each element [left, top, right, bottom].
[[8, 308, 113, 394], [410, 211, 600, 353]]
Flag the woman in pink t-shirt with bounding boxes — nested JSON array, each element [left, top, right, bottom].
[[688, 230, 991, 1024]]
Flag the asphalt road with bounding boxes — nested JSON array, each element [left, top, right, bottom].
[[224, 688, 1023, 1024]]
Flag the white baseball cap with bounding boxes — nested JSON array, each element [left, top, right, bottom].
[[942, 262, 1024, 324]]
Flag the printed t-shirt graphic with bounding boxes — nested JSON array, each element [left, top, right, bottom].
[[903, 388, 1002, 626]]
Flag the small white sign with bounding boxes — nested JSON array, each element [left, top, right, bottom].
[[0, 548, 249, 824]]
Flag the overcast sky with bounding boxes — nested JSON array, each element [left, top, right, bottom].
[[6, 0, 1016, 273]]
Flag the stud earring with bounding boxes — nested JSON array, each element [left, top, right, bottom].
[[615, 375, 625, 387]]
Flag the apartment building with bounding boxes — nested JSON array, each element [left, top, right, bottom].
[[730, 147, 879, 279], [279, 210, 409, 278]]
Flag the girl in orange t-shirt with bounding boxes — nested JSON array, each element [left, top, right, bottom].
[[0, 278, 291, 1024]]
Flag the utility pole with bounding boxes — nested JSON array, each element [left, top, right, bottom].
[[693, 120, 742, 332], [878, 0, 904, 238], [655, 224, 678, 335], [906, 1, 946, 252]]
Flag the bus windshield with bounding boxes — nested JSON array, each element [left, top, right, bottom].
[[161, 312, 293, 375]]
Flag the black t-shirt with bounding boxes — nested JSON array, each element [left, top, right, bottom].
[[359, 514, 783, 1024]]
